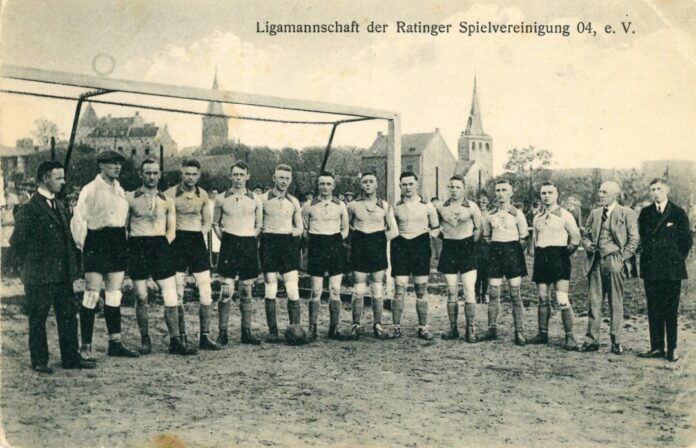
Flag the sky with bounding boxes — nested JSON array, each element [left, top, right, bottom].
[[1, 0, 695, 174]]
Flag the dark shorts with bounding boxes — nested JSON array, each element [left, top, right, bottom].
[[127, 236, 176, 281], [390, 233, 431, 277], [351, 230, 388, 273], [488, 241, 528, 279], [171, 230, 210, 274], [218, 233, 259, 281], [83, 227, 128, 274], [307, 233, 346, 277], [438, 237, 477, 274], [260, 233, 300, 274], [532, 246, 571, 283]]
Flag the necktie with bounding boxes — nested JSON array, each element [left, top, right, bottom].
[[657, 204, 662, 214], [601, 206, 608, 223]]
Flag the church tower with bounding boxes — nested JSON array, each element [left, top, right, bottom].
[[457, 77, 493, 182], [201, 69, 229, 151]]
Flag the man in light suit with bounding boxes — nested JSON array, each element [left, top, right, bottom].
[[581, 181, 639, 354], [638, 178, 692, 362]]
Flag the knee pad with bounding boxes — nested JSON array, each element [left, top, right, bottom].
[[394, 284, 406, 298], [220, 279, 235, 302], [353, 282, 367, 297], [161, 285, 178, 307], [284, 280, 299, 300], [556, 291, 570, 308], [82, 290, 101, 310], [193, 271, 213, 305], [104, 290, 122, 307], [415, 283, 428, 299], [265, 282, 278, 299], [510, 287, 522, 305], [371, 282, 383, 299]]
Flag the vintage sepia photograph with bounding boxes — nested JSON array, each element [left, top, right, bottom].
[[1, 1, 695, 447]]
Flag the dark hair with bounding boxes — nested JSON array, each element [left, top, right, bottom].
[[231, 161, 249, 172], [318, 171, 335, 180], [449, 175, 465, 185], [140, 158, 159, 171], [400, 171, 418, 181], [182, 159, 201, 169], [253, 184, 263, 191], [495, 179, 512, 188], [275, 164, 292, 173], [649, 177, 669, 187], [539, 181, 557, 191], [361, 171, 377, 179], [37, 161, 64, 183]]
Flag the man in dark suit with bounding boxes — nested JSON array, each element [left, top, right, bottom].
[[10, 161, 96, 373], [638, 178, 692, 362], [581, 181, 640, 355]]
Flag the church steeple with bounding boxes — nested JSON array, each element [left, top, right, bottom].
[[202, 68, 229, 151], [465, 76, 484, 135], [206, 68, 224, 116]]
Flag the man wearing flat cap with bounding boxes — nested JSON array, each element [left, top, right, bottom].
[[71, 149, 139, 359]]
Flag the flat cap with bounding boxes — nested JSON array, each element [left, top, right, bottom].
[[97, 150, 126, 164]]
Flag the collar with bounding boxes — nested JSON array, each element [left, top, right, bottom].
[[655, 200, 668, 211], [397, 195, 427, 206], [176, 184, 200, 197], [443, 198, 470, 208], [542, 204, 562, 218], [268, 189, 288, 200], [357, 195, 385, 208], [96, 173, 120, 189], [37, 187, 55, 200], [604, 202, 617, 213], [492, 203, 518, 217], [224, 188, 254, 199], [311, 196, 341, 206], [134, 186, 166, 200]]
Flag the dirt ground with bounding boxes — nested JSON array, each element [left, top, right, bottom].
[[1, 256, 696, 448]]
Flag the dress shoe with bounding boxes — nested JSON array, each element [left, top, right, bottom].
[[476, 327, 497, 342], [139, 335, 152, 355], [611, 343, 624, 355], [107, 341, 140, 358], [80, 344, 95, 362], [441, 327, 460, 340], [418, 327, 434, 341], [241, 328, 262, 345], [638, 349, 665, 359], [514, 331, 526, 346], [63, 358, 97, 369], [216, 329, 229, 346], [32, 365, 54, 374], [527, 332, 549, 345], [199, 334, 223, 350], [169, 337, 198, 355], [666, 349, 679, 362], [580, 342, 599, 352]]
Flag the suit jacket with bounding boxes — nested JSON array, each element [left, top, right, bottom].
[[638, 200, 692, 281], [10, 193, 78, 285], [581, 204, 640, 276]]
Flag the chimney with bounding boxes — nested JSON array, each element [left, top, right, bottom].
[[377, 131, 383, 137]]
